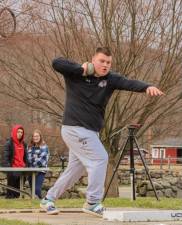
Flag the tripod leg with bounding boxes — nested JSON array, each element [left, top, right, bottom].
[[129, 135, 136, 200], [133, 137, 159, 201], [102, 137, 130, 202]]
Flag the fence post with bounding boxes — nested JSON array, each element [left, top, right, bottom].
[[160, 153, 163, 170], [60, 156, 65, 171], [168, 155, 171, 170]]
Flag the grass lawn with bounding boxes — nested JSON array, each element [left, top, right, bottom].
[[0, 197, 182, 210]]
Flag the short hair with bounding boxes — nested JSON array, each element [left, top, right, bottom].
[[95, 47, 112, 56]]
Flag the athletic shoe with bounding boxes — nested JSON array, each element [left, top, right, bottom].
[[82, 202, 104, 217], [40, 198, 59, 215]]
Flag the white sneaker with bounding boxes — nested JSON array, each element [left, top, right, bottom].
[[82, 202, 104, 217], [40, 198, 59, 215]]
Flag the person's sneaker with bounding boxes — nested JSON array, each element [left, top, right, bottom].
[[40, 198, 59, 215], [82, 202, 104, 217]]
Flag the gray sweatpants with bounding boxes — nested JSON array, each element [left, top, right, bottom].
[[46, 125, 108, 203]]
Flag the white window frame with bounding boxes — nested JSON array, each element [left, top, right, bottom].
[[152, 148, 159, 158]]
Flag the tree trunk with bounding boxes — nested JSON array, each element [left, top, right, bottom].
[[104, 155, 119, 198]]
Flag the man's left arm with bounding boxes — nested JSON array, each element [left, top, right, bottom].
[[110, 73, 164, 96]]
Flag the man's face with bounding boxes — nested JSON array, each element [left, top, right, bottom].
[[92, 53, 112, 77], [17, 129, 23, 140]]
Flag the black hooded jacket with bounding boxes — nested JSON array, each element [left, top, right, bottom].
[[52, 57, 151, 132]]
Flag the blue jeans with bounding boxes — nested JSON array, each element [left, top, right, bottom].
[[29, 172, 45, 199]]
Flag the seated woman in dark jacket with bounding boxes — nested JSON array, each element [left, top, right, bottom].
[[3, 124, 27, 198]]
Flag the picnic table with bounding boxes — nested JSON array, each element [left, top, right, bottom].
[[0, 167, 50, 199]]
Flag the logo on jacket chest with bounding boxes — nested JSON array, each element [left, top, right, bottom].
[[98, 80, 107, 87], [85, 78, 107, 88]]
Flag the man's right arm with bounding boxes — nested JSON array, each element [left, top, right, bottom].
[[52, 57, 84, 77]]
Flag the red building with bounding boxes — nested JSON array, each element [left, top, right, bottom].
[[151, 138, 182, 164]]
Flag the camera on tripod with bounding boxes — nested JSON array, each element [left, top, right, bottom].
[[127, 124, 142, 129]]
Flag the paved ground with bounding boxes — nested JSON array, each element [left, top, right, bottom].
[[0, 211, 182, 225]]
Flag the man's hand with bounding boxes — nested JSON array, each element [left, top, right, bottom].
[[146, 86, 164, 96], [82, 62, 88, 76], [82, 62, 95, 76]]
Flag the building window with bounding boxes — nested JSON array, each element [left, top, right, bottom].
[[152, 148, 159, 158], [159, 148, 165, 158]]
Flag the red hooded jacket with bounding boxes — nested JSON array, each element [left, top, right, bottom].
[[11, 125, 26, 167]]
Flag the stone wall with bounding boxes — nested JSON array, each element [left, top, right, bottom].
[[135, 170, 182, 198], [1, 169, 182, 198], [79, 169, 182, 198], [0, 170, 85, 199], [117, 168, 182, 198]]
